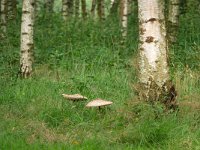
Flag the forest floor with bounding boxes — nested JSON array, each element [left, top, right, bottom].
[[0, 13, 200, 149]]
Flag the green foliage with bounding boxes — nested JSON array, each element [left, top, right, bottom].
[[0, 2, 200, 149]]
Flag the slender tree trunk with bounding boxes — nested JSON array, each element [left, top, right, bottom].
[[20, 0, 35, 78], [62, 0, 73, 20], [167, 0, 180, 44], [7, 0, 11, 19], [97, 0, 105, 20], [44, 0, 54, 13], [110, 0, 119, 16], [68, 0, 74, 17], [81, 0, 87, 19], [74, 0, 80, 18], [120, 0, 128, 39], [7, 0, 17, 20], [91, 0, 96, 17], [138, 0, 177, 110], [1, 0, 7, 36], [110, 0, 115, 6], [62, 0, 68, 20], [12, 0, 17, 19]]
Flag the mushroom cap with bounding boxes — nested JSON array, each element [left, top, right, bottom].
[[86, 99, 113, 107], [62, 94, 88, 101]]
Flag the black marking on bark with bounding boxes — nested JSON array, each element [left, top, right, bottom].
[[140, 47, 144, 51], [140, 28, 146, 35], [139, 40, 144, 44], [145, 36, 154, 43], [146, 18, 157, 23]]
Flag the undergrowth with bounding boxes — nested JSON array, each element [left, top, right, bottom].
[[0, 1, 200, 149]]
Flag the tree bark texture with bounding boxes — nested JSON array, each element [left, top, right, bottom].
[[97, 0, 105, 20], [81, 0, 87, 19], [7, 0, 17, 20], [138, 0, 177, 110], [110, 0, 119, 16], [1, 0, 7, 35], [120, 0, 128, 38], [20, 0, 35, 78], [91, 0, 96, 17], [167, 0, 180, 44], [74, 0, 80, 18], [62, 0, 73, 20]]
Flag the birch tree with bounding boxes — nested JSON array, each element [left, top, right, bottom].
[[120, 0, 128, 39], [62, 0, 68, 20], [138, 0, 177, 110], [7, 0, 17, 20], [97, 0, 105, 20], [20, 0, 35, 78], [62, 0, 73, 21], [1, 0, 7, 36], [110, 0, 119, 16], [167, 0, 180, 44], [81, 0, 87, 19], [74, 0, 80, 18], [91, 0, 96, 17]]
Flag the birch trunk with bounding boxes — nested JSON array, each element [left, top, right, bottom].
[[81, 0, 87, 19], [138, 0, 177, 110], [44, 0, 54, 13], [97, 0, 105, 20], [120, 0, 128, 39], [110, 0, 119, 16], [1, 0, 7, 35], [7, 0, 11, 19], [7, 0, 17, 20], [74, 0, 80, 18], [62, 0, 68, 20], [20, 0, 35, 78], [62, 0, 73, 20], [167, 0, 180, 44], [91, 0, 96, 17]]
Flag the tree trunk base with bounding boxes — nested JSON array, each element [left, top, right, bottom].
[[136, 80, 178, 112]]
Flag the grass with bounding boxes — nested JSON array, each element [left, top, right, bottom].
[[0, 2, 200, 149]]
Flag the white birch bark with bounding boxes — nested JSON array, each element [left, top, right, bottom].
[[1, 0, 7, 35], [120, 0, 128, 38], [167, 0, 180, 44], [20, 0, 35, 78], [138, 0, 178, 109]]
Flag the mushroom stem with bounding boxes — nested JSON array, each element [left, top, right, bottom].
[[98, 106, 101, 111]]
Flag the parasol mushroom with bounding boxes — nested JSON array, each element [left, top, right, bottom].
[[62, 94, 88, 102], [86, 98, 113, 110]]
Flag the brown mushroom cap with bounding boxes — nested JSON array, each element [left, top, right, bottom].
[[62, 94, 88, 101], [86, 99, 113, 107]]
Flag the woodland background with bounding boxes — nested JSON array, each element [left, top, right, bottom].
[[0, 0, 200, 149]]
